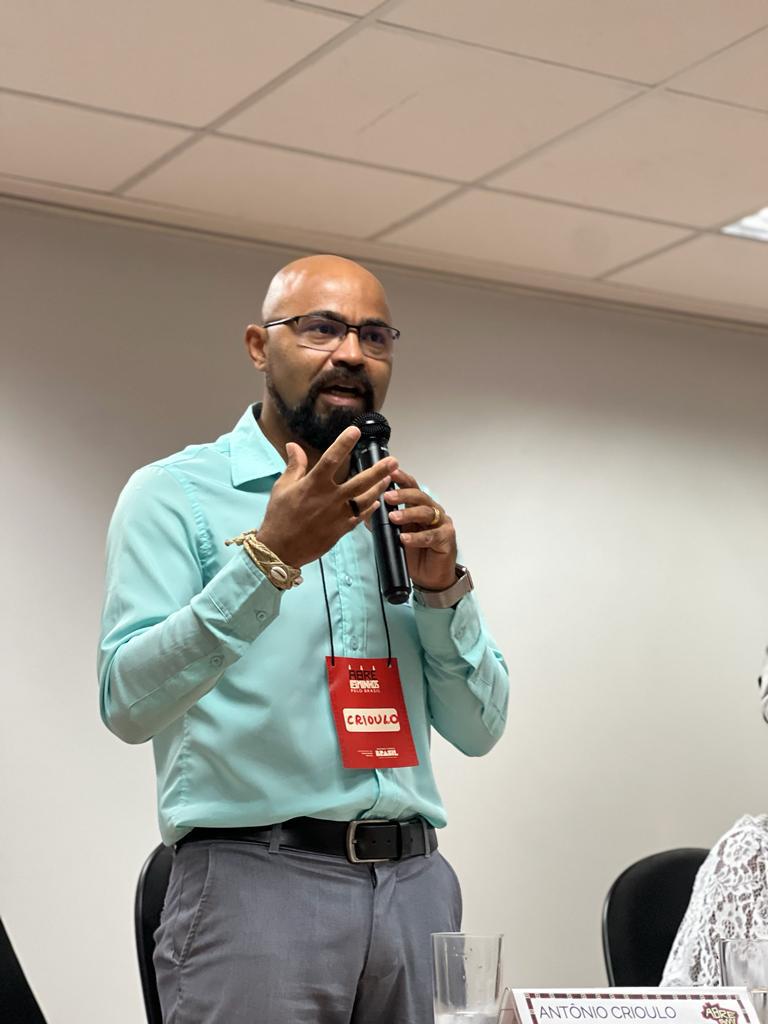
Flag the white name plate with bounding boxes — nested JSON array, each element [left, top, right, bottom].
[[500, 989, 760, 1024]]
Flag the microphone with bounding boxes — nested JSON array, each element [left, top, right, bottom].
[[350, 412, 411, 605]]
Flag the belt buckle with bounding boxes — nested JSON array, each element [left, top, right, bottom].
[[346, 819, 392, 864]]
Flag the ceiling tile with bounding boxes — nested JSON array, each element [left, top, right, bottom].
[[0, 93, 189, 190], [379, 189, 690, 278], [0, 1, 346, 125], [386, 0, 768, 83], [491, 91, 768, 228], [670, 27, 768, 112], [609, 233, 768, 310], [223, 26, 636, 181], [127, 136, 453, 237]]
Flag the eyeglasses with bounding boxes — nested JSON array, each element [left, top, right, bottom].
[[263, 313, 400, 360]]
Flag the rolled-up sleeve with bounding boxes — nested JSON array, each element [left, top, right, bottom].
[[98, 465, 281, 744], [414, 592, 509, 756]]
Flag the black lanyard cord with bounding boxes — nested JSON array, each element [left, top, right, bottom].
[[318, 557, 336, 666], [318, 556, 393, 667], [375, 563, 394, 667]]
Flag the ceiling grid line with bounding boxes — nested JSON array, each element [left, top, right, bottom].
[[378, 14, 768, 88], [0, 86, 199, 131], [666, 87, 768, 118], [111, 0, 405, 195], [365, 89, 648, 242], [596, 232, 702, 281], [367, 15, 768, 245], [374, 19, 651, 86]]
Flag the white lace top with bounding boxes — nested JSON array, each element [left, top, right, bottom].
[[662, 815, 768, 986]]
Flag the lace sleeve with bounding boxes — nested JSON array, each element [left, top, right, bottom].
[[661, 816, 768, 987]]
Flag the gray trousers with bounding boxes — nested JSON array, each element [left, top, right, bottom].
[[153, 836, 462, 1023]]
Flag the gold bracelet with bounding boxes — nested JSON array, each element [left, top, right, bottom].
[[225, 530, 303, 591]]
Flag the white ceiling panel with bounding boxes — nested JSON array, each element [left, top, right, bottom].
[[127, 136, 453, 237], [0, 93, 189, 191], [608, 234, 768, 311], [224, 26, 636, 181], [670, 27, 768, 112], [379, 189, 691, 278], [386, 0, 768, 83], [0, 1, 346, 125], [491, 91, 768, 227]]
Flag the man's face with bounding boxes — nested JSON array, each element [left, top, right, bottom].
[[250, 262, 395, 452]]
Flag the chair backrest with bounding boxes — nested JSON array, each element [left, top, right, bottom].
[[602, 847, 708, 986], [0, 918, 47, 1024], [135, 844, 174, 1024]]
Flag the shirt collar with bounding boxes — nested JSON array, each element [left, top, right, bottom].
[[229, 403, 286, 487]]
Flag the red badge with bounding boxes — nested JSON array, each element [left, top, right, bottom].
[[326, 657, 419, 769]]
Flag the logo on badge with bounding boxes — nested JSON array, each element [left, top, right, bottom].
[[343, 708, 400, 732], [702, 1006, 738, 1024], [348, 665, 381, 693]]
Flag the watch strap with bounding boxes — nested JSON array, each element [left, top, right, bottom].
[[413, 565, 473, 609]]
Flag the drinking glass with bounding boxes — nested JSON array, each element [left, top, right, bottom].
[[719, 938, 768, 1024], [432, 932, 504, 1024]]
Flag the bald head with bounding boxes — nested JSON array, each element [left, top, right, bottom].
[[245, 252, 395, 459], [261, 254, 391, 323]]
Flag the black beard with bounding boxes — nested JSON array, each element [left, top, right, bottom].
[[266, 368, 375, 453]]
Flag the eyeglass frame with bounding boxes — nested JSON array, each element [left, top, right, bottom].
[[262, 312, 401, 352]]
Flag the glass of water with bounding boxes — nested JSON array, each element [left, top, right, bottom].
[[432, 932, 504, 1023], [719, 938, 768, 1024]]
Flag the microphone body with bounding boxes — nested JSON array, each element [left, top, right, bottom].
[[351, 413, 411, 605]]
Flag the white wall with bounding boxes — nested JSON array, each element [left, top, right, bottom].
[[3, 201, 768, 1023]]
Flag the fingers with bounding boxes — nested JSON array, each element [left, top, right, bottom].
[[341, 456, 398, 498], [384, 487, 432, 509], [399, 526, 454, 551], [314, 426, 361, 479], [359, 500, 381, 529], [283, 442, 308, 482], [388, 504, 443, 529], [390, 467, 419, 489], [351, 474, 393, 514]]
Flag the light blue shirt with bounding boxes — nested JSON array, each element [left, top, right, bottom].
[[98, 405, 509, 845]]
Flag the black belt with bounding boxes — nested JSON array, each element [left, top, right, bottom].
[[176, 816, 438, 864]]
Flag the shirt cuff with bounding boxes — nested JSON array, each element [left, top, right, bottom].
[[191, 547, 283, 652], [412, 592, 485, 667]]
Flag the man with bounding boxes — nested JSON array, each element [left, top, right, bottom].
[[99, 254, 509, 1023]]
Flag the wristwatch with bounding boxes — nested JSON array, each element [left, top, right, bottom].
[[413, 565, 474, 609]]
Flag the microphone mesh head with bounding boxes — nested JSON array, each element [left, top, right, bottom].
[[352, 411, 391, 443]]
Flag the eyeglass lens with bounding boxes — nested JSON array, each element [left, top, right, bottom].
[[295, 315, 396, 357]]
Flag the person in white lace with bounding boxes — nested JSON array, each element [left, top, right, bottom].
[[661, 814, 768, 985], [663, 662, 768, 986], [663, 815, 768, 983]]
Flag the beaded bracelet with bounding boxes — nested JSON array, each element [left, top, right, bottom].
[[225, 530, 303, 591]]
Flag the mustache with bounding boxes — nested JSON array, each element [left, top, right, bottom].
[[308, 368, 374, 405]]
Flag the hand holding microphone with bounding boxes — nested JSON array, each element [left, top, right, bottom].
[[351, 413, 458, 603]]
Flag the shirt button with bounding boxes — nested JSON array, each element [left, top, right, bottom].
[[343, 574, 353, 587], [210, 654, 224, 667], [256, 610, 267, 622], [350, 638, 359, 651]]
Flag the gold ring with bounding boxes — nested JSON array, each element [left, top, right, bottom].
[[429, 506, 442, 527]]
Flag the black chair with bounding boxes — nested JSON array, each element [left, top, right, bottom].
[[135, 844, 175, 1024], [602, 847, 708, 986], [0, 918, 47, 1024]]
